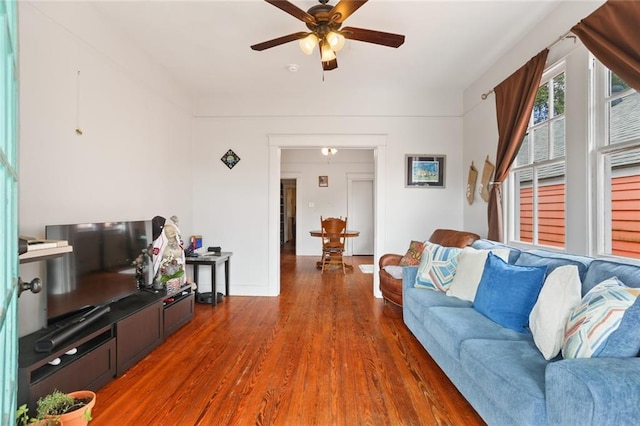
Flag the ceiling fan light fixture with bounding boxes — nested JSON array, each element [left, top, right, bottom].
[[299, 33, 318, 55], [320, 42, 336, 62], [326, 31, 345, 52], [321, 147, 338, 156]]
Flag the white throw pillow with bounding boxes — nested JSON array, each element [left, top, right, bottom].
[[529, 265, 582, 360], [446, 247, 510, 302], [383, 265, 404, 280]]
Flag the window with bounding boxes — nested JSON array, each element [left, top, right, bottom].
[[595, 64, 640, 258], [510, 69, 566, 248]]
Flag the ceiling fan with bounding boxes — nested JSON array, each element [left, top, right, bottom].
[[250, 0, 405, 71]]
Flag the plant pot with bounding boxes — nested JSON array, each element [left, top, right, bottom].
[[166, 277, 182, 293], [46, 390, 96, 426]]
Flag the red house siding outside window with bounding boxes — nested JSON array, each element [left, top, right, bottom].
[[520, 173, 640, 258]]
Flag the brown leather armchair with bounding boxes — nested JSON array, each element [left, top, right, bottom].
[[379, 229, 480, 309]]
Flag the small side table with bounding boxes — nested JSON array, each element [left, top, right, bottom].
[[185, 252, 232, 307]]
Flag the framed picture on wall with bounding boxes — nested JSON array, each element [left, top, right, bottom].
[[405, 155, 446, 188], [319, 176, 328, 187]]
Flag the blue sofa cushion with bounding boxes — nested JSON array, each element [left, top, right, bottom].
[[472, 239, 521, 263], [563, 277, 640, 358], [516, 251, 590, 282], [460, 339, 547, 424], [546, 357, 640, 425], [425, 306, 529, 360], [474, 253, 547, 333], [582, 258, 640, 295], [404, 287, 472, 324]]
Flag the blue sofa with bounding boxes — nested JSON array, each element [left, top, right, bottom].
[[402, 239, 640, 425]]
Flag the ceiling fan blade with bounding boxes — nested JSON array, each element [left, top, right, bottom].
[[265, 0, 316, 26], [251, 31, 309, 51], [322, 58, 338, 71], [329, 0, 368, 24], [341, 26, 405, 48]]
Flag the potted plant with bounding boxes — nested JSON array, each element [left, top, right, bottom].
[[16, 389, 96, 426], [158, 253, 185, 292]]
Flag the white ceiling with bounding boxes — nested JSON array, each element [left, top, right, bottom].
[[91, 0, 563, 98]]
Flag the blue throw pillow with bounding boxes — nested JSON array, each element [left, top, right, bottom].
[[598, 293, 640, 357], [473, 252, 547, 333]]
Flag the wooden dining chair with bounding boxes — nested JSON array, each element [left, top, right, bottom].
[[320, 216, 348, 274]]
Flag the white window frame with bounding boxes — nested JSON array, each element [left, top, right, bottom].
[[593, 58, 640, 258], [507, 61, 567, 249]]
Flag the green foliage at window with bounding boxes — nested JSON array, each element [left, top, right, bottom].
[[533, 84, 549, 124], [553, 73, 565, 115], [533, 73, 565, 125]]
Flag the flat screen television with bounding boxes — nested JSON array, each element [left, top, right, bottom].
[[45, 220, 152, 324]]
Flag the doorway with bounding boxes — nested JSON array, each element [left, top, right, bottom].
[[280, 179, 297, 250], [268, 134, 388, 299]]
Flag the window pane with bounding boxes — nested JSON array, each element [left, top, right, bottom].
[[516, 133, 530, 166], [552, 117, 565, 158], [553, 73, 565, 116], [537, 163, 565, 248], [609, 91, 640, 145], [516, 170, 533, 243], [533, 82, 549, 124], [609, 71, 630, 96], [533, 124, 549, 162], [608, 150, 640, 259]]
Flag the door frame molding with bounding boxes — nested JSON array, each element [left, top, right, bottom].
[[269, 134, 387, 299]]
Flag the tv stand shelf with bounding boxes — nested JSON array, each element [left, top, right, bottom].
[[18, 285, 194, 411], [19, 245, 73, 263]]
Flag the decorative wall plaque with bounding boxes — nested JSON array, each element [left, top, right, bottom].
[[221, 149, 240, 169]]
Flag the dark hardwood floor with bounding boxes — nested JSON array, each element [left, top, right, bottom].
[[91, 241, 484, 425]]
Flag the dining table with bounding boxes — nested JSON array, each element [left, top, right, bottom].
[[309, 229, 360, 271]]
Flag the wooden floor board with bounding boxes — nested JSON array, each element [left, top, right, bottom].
[[91, 246, 484, 425]]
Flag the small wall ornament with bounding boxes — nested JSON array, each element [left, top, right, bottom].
[[466, 161, 478, 205], [480, 155, 495, 202], [221, 149, 241, 169]]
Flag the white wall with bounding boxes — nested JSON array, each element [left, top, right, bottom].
[[191, 105, 466, 297], [462, 0, 604, 240], [17, 2, 193, 336]]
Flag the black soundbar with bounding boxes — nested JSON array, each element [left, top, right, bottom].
[[34, 305, 111, 353]]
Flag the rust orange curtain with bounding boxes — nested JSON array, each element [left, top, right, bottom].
[[487, 49, 549, 242], [572, 0, 640, 92]]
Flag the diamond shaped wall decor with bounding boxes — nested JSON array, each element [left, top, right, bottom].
[[221, 149, 240, 169]]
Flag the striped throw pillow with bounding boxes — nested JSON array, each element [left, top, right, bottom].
[[414, 242, 462, 292], [562, 277, 640, 359]]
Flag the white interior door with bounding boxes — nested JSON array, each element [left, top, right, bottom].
[[350, 179, 374, 255]]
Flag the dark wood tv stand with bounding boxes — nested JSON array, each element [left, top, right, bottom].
[[18, 285, 194, 410]]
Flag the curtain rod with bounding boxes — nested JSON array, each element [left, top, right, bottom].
[[480, 31, 576, 100]]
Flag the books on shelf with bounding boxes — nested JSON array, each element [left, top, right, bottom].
[[191, 235, 203, 249]]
